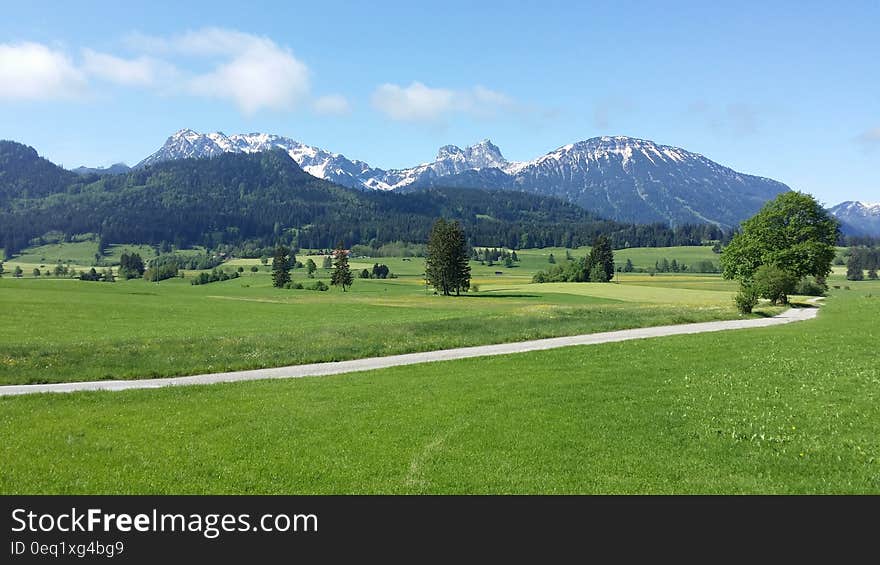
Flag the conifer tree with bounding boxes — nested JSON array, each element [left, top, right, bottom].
[[588, 235, 615, 282], [330, 241, 353, 291], [271, 245, 293, 288], [425, 218, 471, 296], [846, 252, 864, 281]]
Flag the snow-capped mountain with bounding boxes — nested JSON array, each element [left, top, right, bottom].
[[404, 136, 790, 227], [138, 130, 790, 227], [136, 129, 384, 189], [364, 139, 510, 190], [828, 200, 880, 236]]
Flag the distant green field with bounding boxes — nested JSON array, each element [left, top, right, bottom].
[[2, 281, 876, 494], [514, 245, 720, 272], [0, 265, 760, 385], [0, 243, 805, 386], [103, 243, 159, 263], [11, 240, 100, 267]]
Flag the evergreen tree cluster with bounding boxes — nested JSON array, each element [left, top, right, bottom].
[[532, 236, 615, 283], [846, 246, 880, 281], [471, 247, 519, 266], [143, 258, 180, 282], [191, 268, 241, 285], [79, 267, 115, 282], [370, 263, 391, 279], [118, 252, 145, 280]]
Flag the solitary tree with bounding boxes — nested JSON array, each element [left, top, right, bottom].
[[425, 218, 471, 296], [271, 246, 293, 288], [13, 265, 23, 278], [721, 192, 838, 284], [588, 235, 615, 282], [548, 253, 556, 264], [0, 261, 4, 277], [305, 258, 317, 278], [330, 241, 353, 291]]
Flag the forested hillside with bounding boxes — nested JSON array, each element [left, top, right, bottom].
[[0, 142, 723, 254]]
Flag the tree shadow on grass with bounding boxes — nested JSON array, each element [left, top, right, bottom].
[[462, 293, 541, 299]]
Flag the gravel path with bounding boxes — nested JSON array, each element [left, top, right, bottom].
[[0, 304, 820, 397]]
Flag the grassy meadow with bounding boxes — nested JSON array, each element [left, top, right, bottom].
[[1, 278, 877, 494], [0, 244, 761, 385]]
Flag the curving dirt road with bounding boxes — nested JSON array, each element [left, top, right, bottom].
[[0, 304, 820, 397]]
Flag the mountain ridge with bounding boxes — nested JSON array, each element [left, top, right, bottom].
[[0, 144, 721, 256], [828, 200, 880, 236], [136, 129, 791, 227]]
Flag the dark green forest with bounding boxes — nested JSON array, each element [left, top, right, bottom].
[[0, 140, 726, 255]]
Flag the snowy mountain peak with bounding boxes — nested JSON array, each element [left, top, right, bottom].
[[137, 129, 791, 227], [829, 200, 880, 236], [434, 139, 507, 169], [831, 200, 880, 213], [171, 128, 201, 140]]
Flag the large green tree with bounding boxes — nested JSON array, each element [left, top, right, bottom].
[[271, 245, 293, 288], [721, 192, 838, 284], [330, 241, 353, 291], [425, 218, 471, 296]]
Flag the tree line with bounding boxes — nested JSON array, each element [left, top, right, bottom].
[[846, 246, 879, 281]]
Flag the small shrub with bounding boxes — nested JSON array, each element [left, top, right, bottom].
[[753, 264, 798, 305], [471, 284, 480, 293], [734, 286, 760, 314], [795, 277, 826, 297]]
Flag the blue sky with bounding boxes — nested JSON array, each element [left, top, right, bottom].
[[1, 0, 877, 205]]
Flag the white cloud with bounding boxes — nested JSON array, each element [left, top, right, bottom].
[[3, 30, 319, 115], [855, 127, 880, 150], [372, 82, 455, 122], [371, 82, 516, 123], [0, 42, 86, 100], [188, 46, 309, 114], [313, 94, 351, 116], [469, 86, 516, 116], [127, 28, 311, 114], [81, 48, 176, 87]]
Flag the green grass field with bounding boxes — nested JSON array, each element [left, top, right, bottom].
[[1, 280, 876, 494], [0, 262, 758, 385]]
